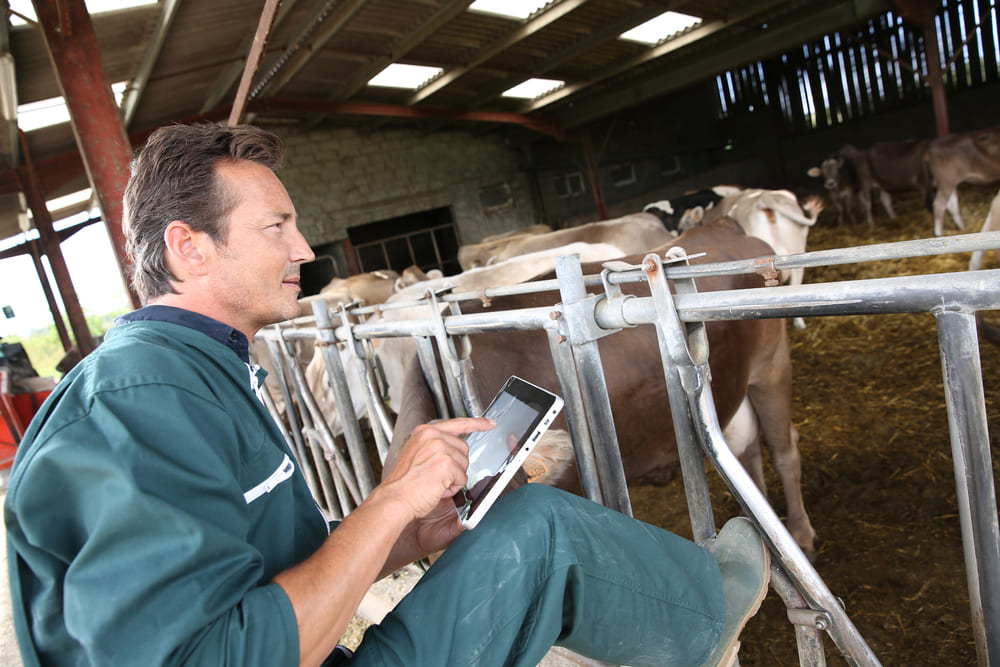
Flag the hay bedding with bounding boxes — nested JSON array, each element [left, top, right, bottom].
[[629, 184, 1000, 665]]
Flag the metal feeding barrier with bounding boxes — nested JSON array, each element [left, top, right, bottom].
[[255, 230, 1000, 667]]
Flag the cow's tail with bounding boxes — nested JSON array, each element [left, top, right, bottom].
[[921, 149, 937, 213], [800, 195, 825, 224], [978, 312, 1000, 347]]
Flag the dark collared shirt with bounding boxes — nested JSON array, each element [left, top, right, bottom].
[[116, 305, 251, 363]]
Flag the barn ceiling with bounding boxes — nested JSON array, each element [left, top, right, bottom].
[[0, 0, 890, 242]]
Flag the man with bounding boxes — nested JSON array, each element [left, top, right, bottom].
[[5, 123, 768, 666]]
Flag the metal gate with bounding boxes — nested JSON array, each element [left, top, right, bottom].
[[255, 230, 1000, 667]]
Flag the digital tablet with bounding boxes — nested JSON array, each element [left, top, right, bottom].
[[453, 376, 564, 529]]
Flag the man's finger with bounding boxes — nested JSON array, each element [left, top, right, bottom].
[[426, 417, 495, 437]]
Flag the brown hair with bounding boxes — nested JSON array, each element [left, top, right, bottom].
[[123, 123, 284, 303]]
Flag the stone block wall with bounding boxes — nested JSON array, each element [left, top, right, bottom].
[[274, 125, 538, 250]]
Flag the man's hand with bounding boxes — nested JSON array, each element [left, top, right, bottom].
[[380, 417, 495, 523]]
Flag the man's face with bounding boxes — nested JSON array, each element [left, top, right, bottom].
[[209, 161, 314, 337]]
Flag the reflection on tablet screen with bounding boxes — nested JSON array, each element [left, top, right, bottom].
[[454, 391, 543, 519]]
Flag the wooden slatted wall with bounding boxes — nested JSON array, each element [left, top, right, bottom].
[[713, 0, 999, 131]]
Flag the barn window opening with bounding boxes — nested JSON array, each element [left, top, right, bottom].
[[478, 183, 513, 211], [610, 164, 636, 187], [553, 172, 585, 198], [347, 206, 460, 276], [659, 155, 682, 176]]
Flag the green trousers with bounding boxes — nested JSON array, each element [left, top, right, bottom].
[[343, 484, 725, 666]]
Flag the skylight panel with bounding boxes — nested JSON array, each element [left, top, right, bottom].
[[501, 78, 564, 100], [367, 64, 444, 90], [9, 0, 157, 26], [468, 0, 549, 21], [17, 82, 127, 132], [619, 11, 702, 45]]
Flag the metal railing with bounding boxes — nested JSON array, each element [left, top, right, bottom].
[[255, 230, 1000, 667]]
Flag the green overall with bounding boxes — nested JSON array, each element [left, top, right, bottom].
[[343, 484, 725, 667]]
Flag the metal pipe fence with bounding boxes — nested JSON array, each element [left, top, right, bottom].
[[255, 230, 1000, 666]]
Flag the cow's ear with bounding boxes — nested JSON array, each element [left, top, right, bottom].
[[806, 166, 821, 178]]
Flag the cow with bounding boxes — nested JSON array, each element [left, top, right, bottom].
[[926, 125, 1000, 236], [457, 225, 554, 270], [475, 213, 675, 268], [699, 188, 823, 330], [301, 242, 629, 437], [478, 224, 553, 244], [642, 185, 742, 233], [808, 140, 933, 228], [971, 186, 1000, 346], [387, 220, 818, 558], [297, 269, 400, 316]]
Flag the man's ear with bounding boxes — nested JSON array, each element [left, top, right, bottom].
[[163, 220, 212, 277]]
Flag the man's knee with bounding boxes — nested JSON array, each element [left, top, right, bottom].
[[494, 483, 572, 519]]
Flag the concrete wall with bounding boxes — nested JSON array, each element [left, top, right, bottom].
[[274, 125, 538, 250]]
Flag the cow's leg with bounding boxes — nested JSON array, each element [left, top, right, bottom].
[[831, 191, 850, 226], [859, 184, 875, 228], [876, 187, 896, 219], [933, 186, 963, 236], [722, 397, 767, 495], [779, 266, 808, 330], [746, 344, 816, 558], [946, 190, 966, 230]]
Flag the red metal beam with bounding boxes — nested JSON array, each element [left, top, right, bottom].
[[32, 0, 139, 308], [249, 97, 568, 140], [17, 133, 94, 356], [229, 0, 283, 126]]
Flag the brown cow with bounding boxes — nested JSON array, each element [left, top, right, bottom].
[[388, 220, 818, 557], [926, 125, 1000, 236], [809, 140, 933, 228], [297, 269, 400, 316], [485, 213, 675, 266], [457, 225, 554, 270]]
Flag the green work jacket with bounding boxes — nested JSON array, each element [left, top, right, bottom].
[[4, 317, 330, 666]]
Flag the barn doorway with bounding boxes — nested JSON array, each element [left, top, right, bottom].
[[347, 206, 460, 276]]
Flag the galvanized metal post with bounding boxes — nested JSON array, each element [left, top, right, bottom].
[[545, 325, 604, 504], [553, 254, 631, 516], [312, 301, 377, 497], [641, 250, 717, 546], [264, 335, 343, 518], [934, 307, 1000, 667]]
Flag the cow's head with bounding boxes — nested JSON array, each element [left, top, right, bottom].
[[807, 155, 846, 192], [643, 200, 680, 232]]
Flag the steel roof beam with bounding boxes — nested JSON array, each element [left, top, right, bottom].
[[200, 0, 302, 114], [466, 3, 671, 109], [250, 96, 566, 139], [229, 0, 283, 125], [521, 0, 787, 114], [253, 0, 368, 99], [407, 0, 589, 106], [119, 0, 182, 128], [556, 0, 887, 128]]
